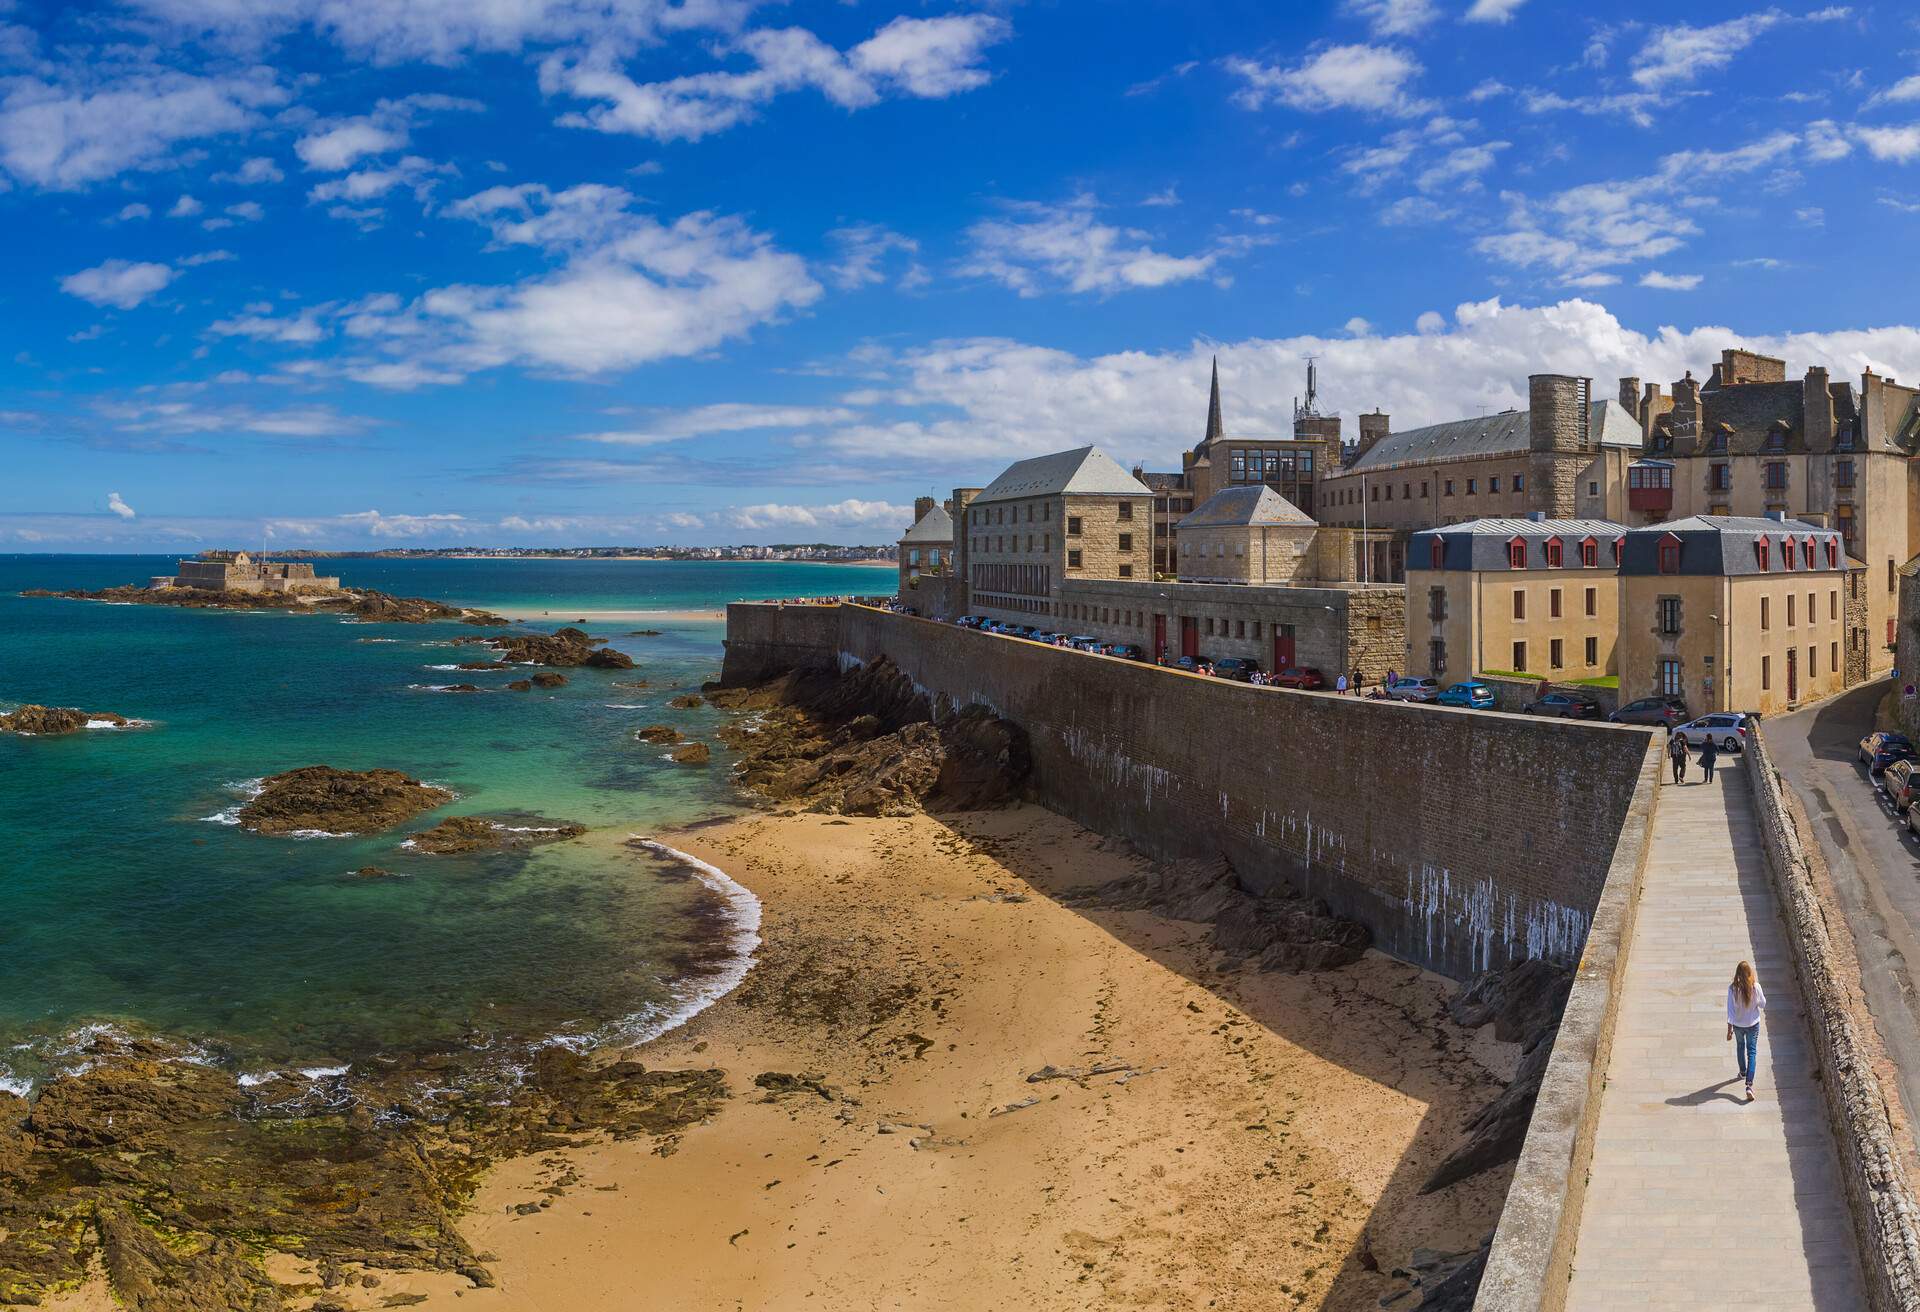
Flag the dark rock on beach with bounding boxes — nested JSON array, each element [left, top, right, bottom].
[[0, 704, 131, 735], [668, 693, 704, 709], [706, 656, 1030, 817], [669, 743, 711, 766], [407, 815, 587, 855], [237, 766, 453, 836]]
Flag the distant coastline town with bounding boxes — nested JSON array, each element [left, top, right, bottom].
[[266, 544, 898, 562]]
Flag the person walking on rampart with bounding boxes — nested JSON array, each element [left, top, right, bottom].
[[1667, 728, 1688, 784], [1699, 735, 1719, 784], [1727, 960, 1766, 1102], [1335, 672, 1348, 695]]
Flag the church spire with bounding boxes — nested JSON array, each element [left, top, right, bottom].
[[1204, 356, 1224, 445]]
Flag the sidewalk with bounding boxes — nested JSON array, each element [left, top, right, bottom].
[[1565, 756, 1865, 1310]]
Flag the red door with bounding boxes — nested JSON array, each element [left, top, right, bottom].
[[1273, 627, 1295, 672], [1180, 617, 1199, 660], [1153, 614, 1167, 661]]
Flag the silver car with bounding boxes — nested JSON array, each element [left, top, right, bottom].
[[1671, 713, 1751, 753], [1386, 677, 1440, 702]]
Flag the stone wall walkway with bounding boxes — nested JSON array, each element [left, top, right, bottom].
[[1566, 756, 1865, 1310]]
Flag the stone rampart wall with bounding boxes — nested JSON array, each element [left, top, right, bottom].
[[724, 603, 1657, 981]]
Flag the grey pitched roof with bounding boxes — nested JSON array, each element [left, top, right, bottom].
[[1410, 517, 1628, 572], [973, 445, 1152, 504], [1619, 515, 1846, 576], [1178, 484, 1315, 529], [1347, 399, 1642, 474], [899, 504, 953, 545]]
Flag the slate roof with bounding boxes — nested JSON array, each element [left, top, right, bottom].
[[1177, 484, 1315, 529], [1411, 517, 1628, 572], [1346, 399, 1642, 474], [1651, 377, 1872, 454], [899, 504, 953, 545], [1618, 516, 1846, 576], [973, 446, 1152, 505]]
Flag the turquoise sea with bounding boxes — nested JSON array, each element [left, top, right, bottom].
[[0, 555, 888, 1092]]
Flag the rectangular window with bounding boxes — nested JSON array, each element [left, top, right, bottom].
[[1550, 638, 1564, 669], [1585, 636, 1598, 666], [1230, 453, 1245, 480], [1766, 461, 1788, 490], [1513, 590, 1526, 620], [1832, 641, 1839, 672], [1118, 564, 1132, 578], [1235, 620, 1246, 638], [1428, 587, 1447, 622], [1659, 597, 1681, 635], [1811, 645, 1819, 677], [1830, 590, 1838, 620], [1118, 502, 1132, 521], [1788, 594, 1796, 626], [1371, 485, 1379, 501], [1550, 587, 1563, 618], [1512, 641, 1527, 672], [1467, 478, 1478, 494], [1762, 596, 1771, 629], [1421, 482, 1429, 497], [1662, 659, 1683, 697], [1836, 460, 1855, 487], [1588, 480, 1598, 496], [1513, 474, 1525, 492], [1118, 533, 1133, 552], [1490, 476, 1501, 493], [1445, 480, 1455, 496], [1067, 516, 1082, 536], [1710, 463, 1730, 491], [1762, 655, 1771, 690], [1067, 550, 1083, 569], [1585, 586, 1597, 616]]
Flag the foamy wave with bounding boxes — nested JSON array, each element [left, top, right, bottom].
[[0, 1072, 31, 1097], [236, 1070, 278, 1088], [424, 664, 463, 671], [86, 716, 152, 731], [201, 777, 265, 824], [286, 829, 351, 840], [604, 703, 649, 710], [298, 1063, 349, 1079]]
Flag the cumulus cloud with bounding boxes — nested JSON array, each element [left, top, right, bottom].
[[1225, 44, 1432, 117], [958, 195, 1245, 297], [1639, 270, 1703, 291], [295, 119, 407, 171], [1854, 124, 1920, 163], [1342, 0, 1439, 38], [167, 194, 203, 218], [545, 14, 1010, 143], [214, 156, 285, 185], [570, 403, 860, 446], [107, 491, 135, 519], [1630, 9, 1848, 91], [60, 259, 175, 308], [718, 498, 907, 532], [0, 68, 288, 190], [826, 223, 923, 291], [1464, 0, 1529, 22]]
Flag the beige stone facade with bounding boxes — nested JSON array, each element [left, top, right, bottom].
[[158, 550, 340, 594]]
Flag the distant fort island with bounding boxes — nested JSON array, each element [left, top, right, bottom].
[[151, 550, 342, 595]]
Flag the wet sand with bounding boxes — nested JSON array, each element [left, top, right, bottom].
[[44, 805, 1517, 1311]]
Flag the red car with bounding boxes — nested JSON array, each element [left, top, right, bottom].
[[1271, 667, 1326, 690]]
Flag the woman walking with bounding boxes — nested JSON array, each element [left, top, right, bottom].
[[1698, 734, 1719, 784], [1667, 728, 1688, 784], [1727, 960, 1766, 1101]]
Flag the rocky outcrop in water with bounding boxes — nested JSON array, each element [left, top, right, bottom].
[[0, 1031, 726, 1310], [21, 585, 509, 626], [0, 704, 131, 735], [238, 767, 453, 836], [477, 627, 634, 669], [1421, 957, 1573, 1194], [638, 725, 681, 744], [706, 656, 1030, 816], [1066, 857, 1372, 974], [670, 743, 711, 766], [407, 816, 587, 855]]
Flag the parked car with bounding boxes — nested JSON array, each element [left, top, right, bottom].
[[1065, 635, 1100, 650], [1672, 713, 1752, 752], [1107, 643, 1147, 662], [1437, 680, 1496, 709], [1859, 732, 1917, 774], [1271, 667, 1326, 690], [1609, 696, 1689, 726], [1886, 759, 1920, 812], [1173, 655, 1213, 674], [1907, 798, 1920, 840], [1213, 658, 1263, 682], [1524, 692, 1602, 719], [956, 615, 988, 629], [1385, 677, 1440, 702]]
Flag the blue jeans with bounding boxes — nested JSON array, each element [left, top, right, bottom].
[[1734, 1023, 1759, 1084]]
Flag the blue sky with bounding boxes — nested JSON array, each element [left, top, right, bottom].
[[5, 0, 1920, 549]]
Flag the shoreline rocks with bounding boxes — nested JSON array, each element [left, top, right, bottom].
[[669, 743, 711, 766], [407, 815, 587, 855], [474, 627, 633, 670], [21, 585, 510, 627], [237, 766, 453, 836], [0, 705, 133, 736]]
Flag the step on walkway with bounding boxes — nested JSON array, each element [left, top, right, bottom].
[[1565, 757, 1865, 1310]]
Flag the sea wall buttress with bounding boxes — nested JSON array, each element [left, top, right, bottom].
[[723, 603, 1658, 982]]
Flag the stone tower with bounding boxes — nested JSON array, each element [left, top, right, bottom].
[[1527, 374, 1593, 518]]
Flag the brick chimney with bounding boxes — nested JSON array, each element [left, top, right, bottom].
[[1618, 376, 1641, 415], [1803, 366, 1834, 452], [1356, 411, 1390, 459], [913, 495, 936, 524]]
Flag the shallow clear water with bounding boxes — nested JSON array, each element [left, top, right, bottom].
[[0, 555, 886, 1088]]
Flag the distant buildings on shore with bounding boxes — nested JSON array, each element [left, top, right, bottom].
[[266, 544, 898, 562]]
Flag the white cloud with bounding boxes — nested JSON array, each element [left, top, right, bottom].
[[1630, 9, 1847, 91], [1140, 186, 1180, 208], [1639, 270, 1702, 290], [0, 68, 288, 190], [178, 249, 236, 266], [1869, 76, 1920, 108], [93, 397, 369, 439], [1804, 119, 1852, 161], [1416, 141, 1508, 192], [307, 155, 445, 209], [571, 403, 860, 445], [1342, 0, 1439, 38], [214, 156, 285, 185], [295, 119, 406, 171], [1344, 316, 1373, 336], [1415, 310, 1446, 334], [1464, 0, 1529, 22], [208, 305, 330, 343], [719, 499, 907, 532], [1225, 44, 1432, 117], [60, 259, 175, 309], [107, 491, 135, 519], [545, 14, 1010, 144], [826, 223, 921, 291], [167, 194, 203, 218], [1854, 124, 1920, 162], [958, 195, 1242, 297], [113, 202, 151, 221]]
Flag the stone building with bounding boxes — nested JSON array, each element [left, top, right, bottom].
[[1616, 515, 1857, 717], [957, 447, 1153, 623], [1317, 377, 1643, 582], [1616, 348, 1920, 671], [1405, 517, 1627, 688], [898, 496, 967, 620], [153, 550, 340, 594]]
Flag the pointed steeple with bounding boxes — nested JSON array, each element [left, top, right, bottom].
[[1204, 356, 1224, 445]]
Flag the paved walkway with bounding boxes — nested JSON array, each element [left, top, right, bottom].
[[1566, 756, 1865, 1310]]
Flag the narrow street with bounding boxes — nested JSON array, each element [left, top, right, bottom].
[[1767, 678, 1920, 1136]]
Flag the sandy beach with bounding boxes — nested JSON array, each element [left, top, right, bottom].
[[333, 804, 1521, 1311]]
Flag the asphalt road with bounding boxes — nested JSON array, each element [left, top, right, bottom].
[[1769, 678, 1920, 1133]]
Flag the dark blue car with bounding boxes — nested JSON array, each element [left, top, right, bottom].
[[1860, 731, 1917, 775]]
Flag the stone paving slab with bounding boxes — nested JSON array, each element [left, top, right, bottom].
[[1565, 757, 1866, 1311]]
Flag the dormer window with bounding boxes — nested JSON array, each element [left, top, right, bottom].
[[1709, 429, 1728, 452], [1767, 428, 1787, 452], [1755, 538, 1770, 570], [1544, 537, 1564, 568], [1613, 536, 1625, 565], [1826, 538, 1839, 569], [1580, 536, 1598, 568], [1429, 538, 1445, 570], [1507, 537, 1528, 570], [1781, 535, 1796, 570], [1802, 537, 1815, 569], [1658, 533, 1682, 574]]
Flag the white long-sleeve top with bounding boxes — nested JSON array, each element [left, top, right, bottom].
[[1727, 983, 1766, 1028]]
